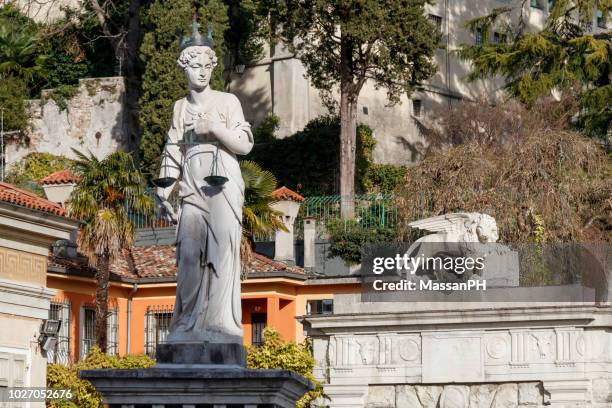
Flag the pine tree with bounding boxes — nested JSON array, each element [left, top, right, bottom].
[[138, 0, 228, 179], [264, 0, 440, 216], [458, 0, 611, 139]]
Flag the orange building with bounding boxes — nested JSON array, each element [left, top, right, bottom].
[[46, 242, 360, 363], [34, 173, 360, 364]]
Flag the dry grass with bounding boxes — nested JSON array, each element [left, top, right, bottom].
[[397, 98, 611, 243]]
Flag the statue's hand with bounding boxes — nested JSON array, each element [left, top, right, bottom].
[[159, 200, 178, 224], [187, 118, 222, 138]]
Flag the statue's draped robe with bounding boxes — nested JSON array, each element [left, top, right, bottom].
[[158, 91, 253, 344]]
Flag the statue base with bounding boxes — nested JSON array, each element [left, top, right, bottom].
[[156, 342, 247, 366], [80, 366, 313, 408]]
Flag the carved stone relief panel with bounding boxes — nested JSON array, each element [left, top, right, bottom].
[[529, 331, 555, 362], [332, 335, 379, 366], [554, 327, 583, 366], [484, 332, 511, 362], [394, 335, 421, 365], [422, 332, 485, 383]]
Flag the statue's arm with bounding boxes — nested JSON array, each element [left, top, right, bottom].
[[212, 94, 254, 155], [156, 101, 184, 202]]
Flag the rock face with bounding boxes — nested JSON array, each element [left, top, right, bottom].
[[6, 77, 130, 168], [366, 383, 544, 408]]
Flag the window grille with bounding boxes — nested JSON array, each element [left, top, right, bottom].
[[412, 99, 422, 117], [492, 32, 507, 44], [107, 309, 118, 356], [81, 306, 119, 358], [597, 9, 607, 28], [474, 29, 483, 45], [144, 306, 174, 358], [306, 299, 334, 315], [251, 313, 267, 346], [81, 308, 95, 358], [428, 14, 443, 33], [48, 300, 71, 365]]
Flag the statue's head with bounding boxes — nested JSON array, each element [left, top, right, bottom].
[[475, 214, 499, 243], [177, 20, 217, 91], [178, 46, 218, 91]]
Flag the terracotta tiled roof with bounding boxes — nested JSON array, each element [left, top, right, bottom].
[[0, 182, 67, 216], [245, 253, 304, 274], [40, 169, 80, 185], [50, 244, 305, 281], [272, 186, 304, 202], [127, 245, 178, 278]]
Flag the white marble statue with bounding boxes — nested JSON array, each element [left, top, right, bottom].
[[407, 212, 499, 246], [156, 23, 253, 345], [403, 212, 501, 281]]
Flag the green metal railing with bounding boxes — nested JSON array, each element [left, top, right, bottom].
[[294, 194, 397, 239], [128, 191, 398, 238], [127, 189, 179, 230]]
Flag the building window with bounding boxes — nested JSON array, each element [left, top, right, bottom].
[[0, 352, 26, 388], [306, 299, 333, 315], [428, 14, 443, 33], [597, 9, 607, 28], [48, 300, 71, 365], [412, 99, 422, 117], [144, 306, 174, 358], [251, 313, 267, 346], [474, 28, 483, 45], [492, 32, 507, 44], [81, 306, 118, 358]]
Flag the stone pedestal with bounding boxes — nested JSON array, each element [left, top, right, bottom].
[[80, 366, 313, 408], [81, 341, 312, 408], [156, 342, 247, 366]]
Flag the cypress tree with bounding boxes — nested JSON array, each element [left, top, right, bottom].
[[138, 0, 228, 179]]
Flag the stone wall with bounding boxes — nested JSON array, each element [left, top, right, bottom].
[[14, 0, 80, 23], [6, 77, 130, 169]]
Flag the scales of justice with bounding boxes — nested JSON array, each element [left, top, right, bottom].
[[153, 115, 229, 191], [81, 18, 312, 407]]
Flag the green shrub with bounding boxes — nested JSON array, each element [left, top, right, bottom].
[[326, 219, 395, 265], [6, 153, 74, 196], [46, 347, 155, 408], [0, 75, 29, 138], [253, 114, 280, 144], [248, 115, 378, 196], [362, 163, 408, 194], [247, 327, 324, 408]]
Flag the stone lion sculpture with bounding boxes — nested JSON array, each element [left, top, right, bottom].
[[403, 212, 501, 282]]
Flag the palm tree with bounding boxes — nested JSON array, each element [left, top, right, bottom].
[[67, 149, 153, 352], [0, 7, 47, 86], [239, 160, 287, 277]]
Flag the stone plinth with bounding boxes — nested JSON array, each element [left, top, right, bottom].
[[156, 342, 247, 366], [80, 366, 313, 408]]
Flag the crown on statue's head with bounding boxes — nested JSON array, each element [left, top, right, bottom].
[[179, 19, 214, 51]]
